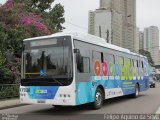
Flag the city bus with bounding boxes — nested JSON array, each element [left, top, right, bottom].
[[20, 32, 150, 109]]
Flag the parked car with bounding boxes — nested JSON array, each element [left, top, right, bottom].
[[149, 77, 156, 88], [155, 74, 160, 81]]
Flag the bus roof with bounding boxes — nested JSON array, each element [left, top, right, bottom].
[[24, 32, 146, 58]]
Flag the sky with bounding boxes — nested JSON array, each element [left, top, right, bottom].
[[1, 0, 160, 32], [55, 0, 160, 32]]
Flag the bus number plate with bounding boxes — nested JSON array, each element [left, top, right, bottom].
[[37, 100, 46, 103]]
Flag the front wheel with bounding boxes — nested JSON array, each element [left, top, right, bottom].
[[131, 84, 139, 98], [91, 87, 104, 110], [52, 105, 62, 109]]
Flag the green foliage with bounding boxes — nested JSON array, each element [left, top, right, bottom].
[[47, 4, 65, 32], [14, 0, 65, 32], [139, 49, 154, 66], [0, 66, 14, 84], [0, 25, 8, 65], [0, 0, 65, 86], [0, 85, 19, 99], [0, 53, 6, 66], [29, 0, 55, 12], [14, 0, 55, 12]]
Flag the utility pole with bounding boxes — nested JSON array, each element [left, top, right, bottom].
[[99, 26, 102, 38], [106, 29, 109, 43]]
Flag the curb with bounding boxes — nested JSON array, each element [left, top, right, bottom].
[[0, 104, 29, 110]]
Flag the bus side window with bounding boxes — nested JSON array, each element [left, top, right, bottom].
[[77, 57, 90, 73], [93, 51, 101, 62], [129, 58, 132, 67], [83, 57, 90, 73], [142, 61, 144, 68], [116, 56, 124, 66], [104, 53, 115, 64], [121, 57, 124, 66], [132, 59, 134, 67], [101, 52, 104, 63], [112, 54, 115, 64], [137, 60, 139, 67]]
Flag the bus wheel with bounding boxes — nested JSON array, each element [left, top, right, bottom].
[[52, 105, 62, 109], [91, 87, 104, 109], [131, 84, 139, 98]]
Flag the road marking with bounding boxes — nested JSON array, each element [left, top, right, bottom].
[[156, 106, 160, 114]]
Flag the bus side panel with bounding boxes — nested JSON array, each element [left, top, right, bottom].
[[75, 82, 94, 105], [74, 39, 150, 105], [75, 79, 106, 105], [139, 58, 150, 92]]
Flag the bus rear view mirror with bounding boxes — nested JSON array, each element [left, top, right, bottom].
[[74, 49, 82, 67], [73, 49, 80, 54]]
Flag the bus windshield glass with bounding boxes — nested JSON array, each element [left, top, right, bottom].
[[22, 36, 73, 86]]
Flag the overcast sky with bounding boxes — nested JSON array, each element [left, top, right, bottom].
[[1, 0, 160, 32], [54, 0, 160, 32]]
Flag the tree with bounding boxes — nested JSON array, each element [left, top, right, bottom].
[[0, 0, 52, 53], [0, 0, 65, 84], [0, 0, 65, 55], [17, 0, 55, 12], [139, 49, 154, 66], [47, 4, 65, 32], [14, 0, 65, 32]]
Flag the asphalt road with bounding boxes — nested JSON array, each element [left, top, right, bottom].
[[0, 83, 160, 120]]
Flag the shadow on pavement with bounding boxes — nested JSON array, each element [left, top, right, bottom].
[[28, 94, 147, 115]]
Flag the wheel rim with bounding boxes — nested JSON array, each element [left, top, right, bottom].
[[95, 91, 102, 106], [136, 85, 139, 96]]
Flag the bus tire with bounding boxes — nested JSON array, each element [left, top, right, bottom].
[[52, 105, 62, 109], [91, 87, 104, 110], [131, 84, 139, 98]]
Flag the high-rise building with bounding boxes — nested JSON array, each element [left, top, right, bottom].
[[158, 50, 160, 65], [123, 0, 136, 52], [88, 0, 136, 52], [144, 26, 160, 65], [139, 31, 144, 50], [88, 11, 95, 35], [88, 9, 123, 46], [88, 9, 112, 43], [135, 27, 140, 53]]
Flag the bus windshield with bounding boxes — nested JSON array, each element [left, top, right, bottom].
[[21, 36, 73, 86]]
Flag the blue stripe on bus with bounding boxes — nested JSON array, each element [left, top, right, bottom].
[[76, 76, 149, 105], [26, 86, 59, 99]]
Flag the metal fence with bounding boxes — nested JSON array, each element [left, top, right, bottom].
[[0, 84, 19, 99]]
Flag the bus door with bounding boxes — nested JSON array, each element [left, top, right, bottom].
[[74, 40, 91, 104]]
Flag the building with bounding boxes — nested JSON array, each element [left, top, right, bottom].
[[88, 0, 136, 52], [88, 11, 95, 35], [122, 0, 136, 52], [88, 9, 112, 43], [144, 28, 150, 51], [158, 50, 160, 65], [135, 27, 140, 53], [139, 31, 144, 50], [88, 8, 123, 45], [144, 26, 160, 65]]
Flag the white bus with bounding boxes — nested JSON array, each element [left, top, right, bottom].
[[20, 32, 150, 109]]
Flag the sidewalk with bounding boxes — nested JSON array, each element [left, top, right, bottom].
[[0, 98, 28, 110]]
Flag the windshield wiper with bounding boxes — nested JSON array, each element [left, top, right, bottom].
[[51, 78, 63, 86]]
